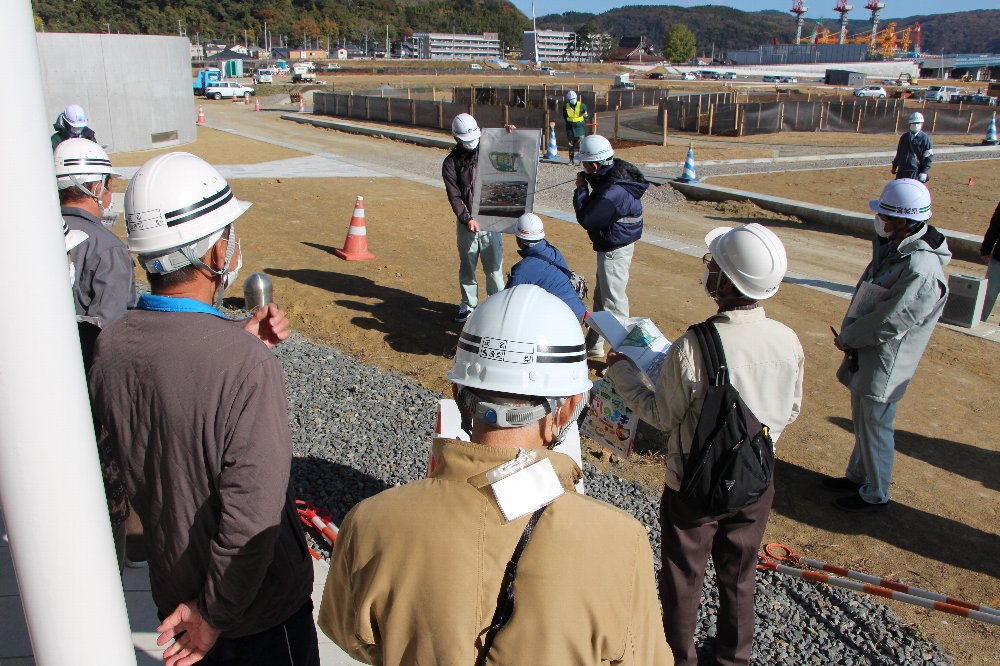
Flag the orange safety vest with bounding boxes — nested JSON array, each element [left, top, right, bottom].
[[565, 101, 586, 123]]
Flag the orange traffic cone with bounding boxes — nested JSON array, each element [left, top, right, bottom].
[[254, 98, 261, 112], [298, 98, 305, 113], [334, 196, 376, 261], [197, 105, 205, 125]]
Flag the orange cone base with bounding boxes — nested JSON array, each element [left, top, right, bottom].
[[334, 243, 375, 261]]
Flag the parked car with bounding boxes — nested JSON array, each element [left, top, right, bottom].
[[647, 72, 665, 80], [204, 81, 255, 101], [681, 72, 697, 80], [779, 76, 798, 83], [470, 63, 483, 70], [700, 70, 721, 80], [324, 63, 342, 71], [924, 85, 960, 103], [723, 72, 737, 80], [540, 66, 556, 76], [853, 85, 887, 99], [762, 75, 781, 83], [253, 68, 273, 84], [955, 92, 998, 106]]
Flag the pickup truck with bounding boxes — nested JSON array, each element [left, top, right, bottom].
[[204, 81, 255, 101], [193, 68, 222, 96]]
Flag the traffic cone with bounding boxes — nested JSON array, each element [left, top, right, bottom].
[[969, 177, 975, 187], [334, 196, 376, 261], [545, 124, 559, 160], [196, 105, 205, 125], [298, 98, 305, 113], [984, 113, 998, 146], [677, 143, 699, 183], [254, 98, 261, 112]]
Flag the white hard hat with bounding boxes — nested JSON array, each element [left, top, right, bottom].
[[448, 285, 591, 398], [705, 223, 787, 301], [514, 213, 545, 241], [125, 152, 251, 266], [54, 139, 119, 189], [909, 112, 924, 124], [566, 90, 578, 102], [577, 134, 614, 163], [868, 178, 932, 222], [62, 219, 88, 252], [451, 113, 481, 142], [61, 104, 88, 128]]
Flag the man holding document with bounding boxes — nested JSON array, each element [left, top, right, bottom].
[[828, 179, 950, 512]]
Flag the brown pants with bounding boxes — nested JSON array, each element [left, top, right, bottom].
[[659, 479, 775, 666]]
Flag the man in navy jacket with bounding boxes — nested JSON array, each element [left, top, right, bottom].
[[573, 135, 648, 358], [506, 213, 586, 321]]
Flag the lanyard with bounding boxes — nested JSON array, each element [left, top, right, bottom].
[[136, 294, 232, 320]]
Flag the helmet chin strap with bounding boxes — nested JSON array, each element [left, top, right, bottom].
[[179, 226, 237, 308]]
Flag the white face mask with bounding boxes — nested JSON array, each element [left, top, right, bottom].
[[460, 138, 479, 151], [69, 261, 76, 287], [909, 123, 922, 134], [873, 215, 893, 239], [100, 196, 118, 229], [68, 125, 83, 136], [222, 240, 243, 291]]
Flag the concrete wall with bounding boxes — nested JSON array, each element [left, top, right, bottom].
[[38, 33, 195, 154]]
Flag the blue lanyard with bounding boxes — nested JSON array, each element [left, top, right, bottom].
[[136, 294, 232, 320]]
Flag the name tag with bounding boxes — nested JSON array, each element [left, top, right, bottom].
[[490, 457, 564, 522]]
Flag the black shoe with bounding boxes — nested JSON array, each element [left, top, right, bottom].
[[834, 495, 889, 513], [454, 306, 473, 323], [821, 476, 863, 492]]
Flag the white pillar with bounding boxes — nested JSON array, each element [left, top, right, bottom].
[[0, 3, 136, 664]]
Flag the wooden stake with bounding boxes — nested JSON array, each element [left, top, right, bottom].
[[894, 109, 900, 133], [365, 96, 370, 120], [437, 101, 443, 128], [410, 99, 416, 125], [662, 107, 668, 146], [614, 105, 620, 141], [386, 97, 392, 122], [503, 104, 509, 126], [967, 111, 975, 134], [931, 110, 938, 134], [708, 103, 714, 135], [778, 103, 784, 131]]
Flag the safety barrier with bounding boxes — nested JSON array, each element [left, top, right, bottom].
[[659, 92, 995, 136]]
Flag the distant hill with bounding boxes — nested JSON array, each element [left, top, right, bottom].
[[538, 7, 1000, 55], [32, 0, 531, 52]]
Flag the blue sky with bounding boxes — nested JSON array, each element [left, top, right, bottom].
[[510, 0, 996, 20]]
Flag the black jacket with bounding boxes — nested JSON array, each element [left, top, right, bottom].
[[442, 144, 478, 225], [51, 124, 97, 151]]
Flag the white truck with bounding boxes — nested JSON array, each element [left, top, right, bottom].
[[291, 63, 316, 84]]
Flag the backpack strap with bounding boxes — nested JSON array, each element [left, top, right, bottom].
[[689, 321, 728, 387], [475, 504, 549, 666]]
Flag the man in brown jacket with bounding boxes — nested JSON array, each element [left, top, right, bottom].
[[89, 153, 318, 666], [319, 285, 671, 665]]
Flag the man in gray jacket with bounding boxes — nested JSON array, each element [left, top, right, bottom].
[[90, 153, 317, 665], [828, 179, 950, 512]]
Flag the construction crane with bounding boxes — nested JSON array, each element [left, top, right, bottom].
[[834, 0, 853, 44], [865, 0, 886, 52], [790, 0, 809, 45], [844, 21, 912, 58]]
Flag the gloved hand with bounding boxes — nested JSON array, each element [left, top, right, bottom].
[[918, 173, 928, 183]]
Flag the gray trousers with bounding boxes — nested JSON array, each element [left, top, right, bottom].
[[846, 392, 898, 504], [586, 243, 635, 353], [456, 224, 503, 309]]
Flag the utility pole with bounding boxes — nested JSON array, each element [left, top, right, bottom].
[[105, 22, 111, 35]]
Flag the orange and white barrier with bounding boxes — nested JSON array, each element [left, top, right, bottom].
[[254, 98, 260, 112], [298, 98, 305, 113], [197, 105, 205, 125], [334, 196, 376, 261], [296, 500, 339, 547]]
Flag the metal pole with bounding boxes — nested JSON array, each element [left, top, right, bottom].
[[0, 3, 135, 664]]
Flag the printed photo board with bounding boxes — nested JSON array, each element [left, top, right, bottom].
[[472, 129, 539, 233]]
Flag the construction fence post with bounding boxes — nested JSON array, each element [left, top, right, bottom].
[[365, 95, 371, 120], [503, 104, 509, 127], [894, 109, 900, 133], [410, 99, 416, 126], [614, 105, 620, 141], [437, 101, 443, 128], [662, 107, 669, 146], [386, 97, 392, 123], [708, 103, 715, 135], [778, 102, 784, 132], [931, 110, 938, 134], [967, 111, 975, 134]]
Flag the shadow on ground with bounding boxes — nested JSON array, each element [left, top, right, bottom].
[[829, 415, 999, 492], [267, 261, 459, 359]]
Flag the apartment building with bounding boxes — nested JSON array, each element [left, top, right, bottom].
[[409, 32, 501, 60]]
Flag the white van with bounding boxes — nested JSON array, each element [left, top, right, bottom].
[[253, 69, 273, 84], [470, 63, 483, 70], [925, 85, 959, 103]]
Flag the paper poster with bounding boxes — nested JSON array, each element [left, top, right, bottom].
[[472, 129, 539, 233], [846, 281, 890, 319], [433, 398, 585, 493], [580, 379, 638, 460]]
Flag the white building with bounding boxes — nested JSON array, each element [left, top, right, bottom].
[[409, 32, 501, 60], [522, 29, 607, 63]]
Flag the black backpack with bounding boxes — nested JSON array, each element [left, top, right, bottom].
[[678, 321, 775, 515]]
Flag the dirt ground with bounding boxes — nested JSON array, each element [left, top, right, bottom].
[[120, 125, 998, 665], [712, 160, 1000, 236]]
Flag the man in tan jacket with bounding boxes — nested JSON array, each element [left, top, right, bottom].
[[319, 285, 671, 665]]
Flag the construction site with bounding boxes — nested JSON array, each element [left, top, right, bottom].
[[3, 1, 1000, 664]]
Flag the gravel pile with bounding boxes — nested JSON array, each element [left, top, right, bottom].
[[276, 332, 953, 665]]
